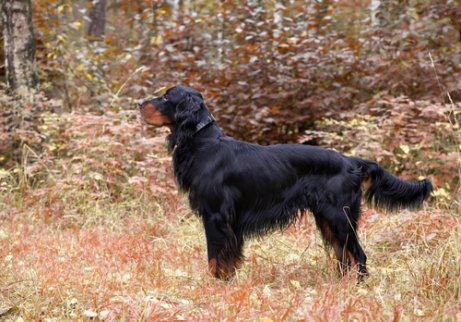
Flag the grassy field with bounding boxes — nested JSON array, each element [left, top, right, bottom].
[[0, 111, 460, 321]]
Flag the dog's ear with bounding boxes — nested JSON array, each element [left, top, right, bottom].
[[171, 94, 205, 148], [176, 94, 201, 115]]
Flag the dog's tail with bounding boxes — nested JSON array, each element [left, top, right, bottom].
[[352, 158, 433, 210]]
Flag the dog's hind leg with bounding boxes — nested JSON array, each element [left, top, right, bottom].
[[203, 213, 243, 280], [316, 204, 368, 280], [314, 215, 352, 275], [346, 233, 368, 280], [342, 202, 368, 280]]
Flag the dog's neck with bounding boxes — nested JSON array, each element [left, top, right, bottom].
[[167, 110, 222, 152], [195, 114, 215, 135], [192, 109, 222, 139]]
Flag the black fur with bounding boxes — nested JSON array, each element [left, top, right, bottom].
[[138, 85, 433, 280]]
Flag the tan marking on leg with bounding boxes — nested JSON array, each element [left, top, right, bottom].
[[208, 258, 218, 277]]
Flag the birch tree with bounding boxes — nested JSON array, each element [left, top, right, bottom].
[[2, 0, 39, 94], [370, 0, 382, 28]]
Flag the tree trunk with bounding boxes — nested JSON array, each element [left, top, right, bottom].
[[370, 0, 383, 28], [87, 0, 107, 39], [2, 0, 39, 94]]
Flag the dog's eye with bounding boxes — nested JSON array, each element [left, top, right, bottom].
[[162, 96, 168, 102]]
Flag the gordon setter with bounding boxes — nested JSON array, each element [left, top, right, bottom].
[[138, 85, 432, 280]]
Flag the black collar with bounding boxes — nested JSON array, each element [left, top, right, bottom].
[[195, 114, 215, 135]]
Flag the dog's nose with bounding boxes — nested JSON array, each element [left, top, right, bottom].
[[137, 98, 149, 108]]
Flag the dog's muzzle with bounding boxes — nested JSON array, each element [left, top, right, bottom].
[[137, 98, 154, 108]]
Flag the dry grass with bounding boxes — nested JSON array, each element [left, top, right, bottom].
[[0, 111, 460, 321]]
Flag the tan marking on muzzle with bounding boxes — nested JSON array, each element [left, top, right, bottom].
[[139, 102, 171, 126]]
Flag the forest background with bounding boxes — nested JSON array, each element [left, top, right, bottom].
[[0, 0, 460, 320]]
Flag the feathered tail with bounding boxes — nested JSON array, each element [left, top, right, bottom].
[[353, 158, 433, 210]]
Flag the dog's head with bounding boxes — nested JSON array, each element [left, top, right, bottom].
[[139, 85, 214, 151], [138, 85, 205, 127]]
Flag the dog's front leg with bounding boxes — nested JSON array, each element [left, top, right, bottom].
[[203, 214, 243, 280]]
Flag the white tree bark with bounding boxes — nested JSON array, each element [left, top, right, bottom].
[[370, 0, 381, 28], [2, 0, 39, 94]]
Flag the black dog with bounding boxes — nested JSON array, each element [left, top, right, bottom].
[[138, 85, 432, 280]]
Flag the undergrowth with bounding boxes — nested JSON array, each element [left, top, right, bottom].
[[0, 95, 460, 320]]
